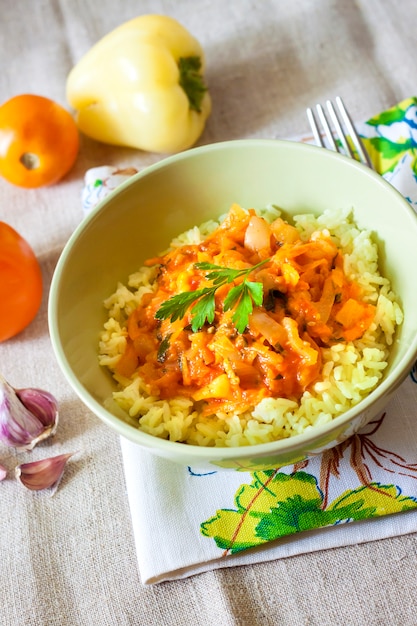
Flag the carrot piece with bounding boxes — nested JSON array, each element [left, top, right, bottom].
[[335, 298, 375, 341], [335, 298, 366, 327]]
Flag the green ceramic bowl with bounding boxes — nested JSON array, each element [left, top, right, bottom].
[[48, 140, 417, 470]]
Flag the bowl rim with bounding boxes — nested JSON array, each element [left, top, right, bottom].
[[48, 138, 417, 459]]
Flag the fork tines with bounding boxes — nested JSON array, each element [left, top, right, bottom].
[[307, 97, 374, 169]]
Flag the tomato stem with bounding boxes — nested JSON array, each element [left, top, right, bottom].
[[20, 153, 40, 170]]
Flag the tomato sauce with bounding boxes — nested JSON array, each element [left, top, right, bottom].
[[116, 204, 375, 415]]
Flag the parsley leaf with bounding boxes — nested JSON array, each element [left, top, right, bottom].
[[155, 258, 270, 333], [224, 281, 264, 333], [245, 280, 264, 306], [155, 287, 213, 323], [190, 289, 216, 331]]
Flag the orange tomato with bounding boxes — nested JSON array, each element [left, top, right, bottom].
[[0, 222, 43, 341], [0, 94, 79, 188]]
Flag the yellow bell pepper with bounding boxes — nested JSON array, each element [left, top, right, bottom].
[[66, 15, 211, 154]]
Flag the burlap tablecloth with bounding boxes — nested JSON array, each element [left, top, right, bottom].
[[1, 1, 417, 624]]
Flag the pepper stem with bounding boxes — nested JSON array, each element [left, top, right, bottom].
[[178, 56, 207, 113]]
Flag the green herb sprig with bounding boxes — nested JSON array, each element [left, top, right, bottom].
[[155, 258, 270, 333]]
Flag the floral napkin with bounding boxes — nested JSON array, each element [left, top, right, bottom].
[[84, 98, 417, 585]]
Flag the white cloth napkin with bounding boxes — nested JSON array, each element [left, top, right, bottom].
[[121, 379, 417, 583], [85, 98, 417, 585]]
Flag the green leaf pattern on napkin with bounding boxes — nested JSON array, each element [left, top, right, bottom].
[[201, 470, 417, 555], [200, 406, 417, 554], [360, 97, 417, 176]]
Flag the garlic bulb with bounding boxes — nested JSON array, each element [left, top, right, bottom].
[[15, 452, 73, 491], [0, 373, 58, 451]]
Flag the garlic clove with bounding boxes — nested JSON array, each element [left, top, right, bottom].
[[15, 452, 74, 491], [0, 464, 7, 482], [16, 387, 59, 429], [0, 373, 58, 452]]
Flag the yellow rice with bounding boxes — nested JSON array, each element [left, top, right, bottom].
[[98, 206, 403, 447]]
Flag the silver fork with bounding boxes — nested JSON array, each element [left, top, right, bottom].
[[306, 96, 374, 169]]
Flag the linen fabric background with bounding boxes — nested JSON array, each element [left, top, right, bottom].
[[1, 1, 417, 625]]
